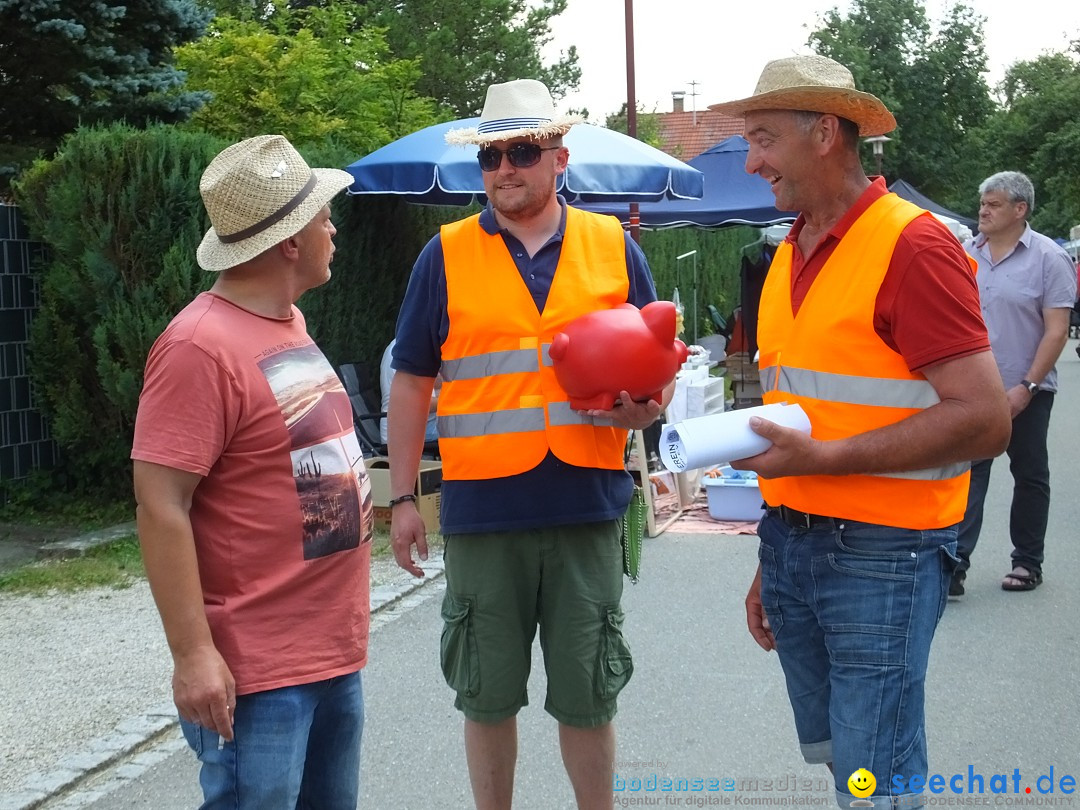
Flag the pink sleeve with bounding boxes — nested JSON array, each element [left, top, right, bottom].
[[131, 339, 238, 476]]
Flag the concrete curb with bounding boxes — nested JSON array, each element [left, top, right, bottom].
[[2, 557, 445, 810]]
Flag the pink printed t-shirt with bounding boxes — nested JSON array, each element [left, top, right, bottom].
[[132, 293, 373, 695]]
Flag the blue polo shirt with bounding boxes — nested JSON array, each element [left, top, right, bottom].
[[393, 199, 657, 534]]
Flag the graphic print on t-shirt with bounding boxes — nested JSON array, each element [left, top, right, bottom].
[[259, 343, 374, 560]]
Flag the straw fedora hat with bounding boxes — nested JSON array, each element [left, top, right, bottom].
[[445, 79, 583, 146], [196, 135, 354, 272], [709, 54, 896, 137]]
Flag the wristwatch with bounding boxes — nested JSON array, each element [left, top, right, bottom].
[[1021, 379, 1039, 395]]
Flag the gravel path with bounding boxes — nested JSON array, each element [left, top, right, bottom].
[[0, 582, 170, 794], [0, 554, 439, 800]]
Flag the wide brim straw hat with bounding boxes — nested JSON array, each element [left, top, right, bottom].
[[709, 54, 896, 137], [197, 135, 354, 272], [445, 79, 583, 146]]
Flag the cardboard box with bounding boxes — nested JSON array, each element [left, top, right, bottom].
[[723, 352, 760, 383], [365, 456, 442, 533], [731, 379, 763, 410], [365, 456, 442, 505], [373, 491, 441, 533]]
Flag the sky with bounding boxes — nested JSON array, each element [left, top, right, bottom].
[[542, 0, 1080, 122]]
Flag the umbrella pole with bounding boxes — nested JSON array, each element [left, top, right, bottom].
[[625, 0, 641, 245]]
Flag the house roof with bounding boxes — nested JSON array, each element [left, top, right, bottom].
[[658, 109, 744, 161]]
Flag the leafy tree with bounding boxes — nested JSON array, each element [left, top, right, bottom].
[[196, 0, 268, 19], [604, 103, 664, 149], [359, 0, 581, 117], [971, 46, 1080, 237], [639, 226, 759, 337], [0, 0, 211, 148], [808, 0, 992, 210], [175, 4, 438, 154]]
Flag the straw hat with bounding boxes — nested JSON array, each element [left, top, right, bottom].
[[196, 135, 354, 272], [444, 79, 583, 146], [709, 55, 896, 137]]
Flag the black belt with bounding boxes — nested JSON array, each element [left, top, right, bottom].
[[767, 504, 842, 530]]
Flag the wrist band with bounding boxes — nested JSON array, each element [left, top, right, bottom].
[[387, 493, 417, 508]]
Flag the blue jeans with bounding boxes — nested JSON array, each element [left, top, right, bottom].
[[757, 512, 958, 810], [179, 671, 364, 810]]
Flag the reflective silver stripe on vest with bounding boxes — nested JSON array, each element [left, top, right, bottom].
[[761, 365, 940, 409], [759, 364, 964, 481], [438, 404, 616, 437], [548, 401, 617, 428], [541, 343, 553, 367], [437, 408, 546, 438], [441, 348, 538, 382], [872, 461, 970, 480]]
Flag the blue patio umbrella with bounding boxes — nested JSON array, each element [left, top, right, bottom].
[[344, 118, 704, 205], [576, 136, 797, 229]]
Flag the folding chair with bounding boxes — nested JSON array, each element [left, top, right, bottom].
[[338, 362, 440, 459], [338, 362, 387, 457]]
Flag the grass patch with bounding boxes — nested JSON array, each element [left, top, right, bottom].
[[0, 535, 144, 595], [372, 527, 392, 559], [0, 527, 441, 596], [0, 491, 133, 535]]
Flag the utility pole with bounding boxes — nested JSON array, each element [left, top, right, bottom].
[[624, 0, 640, 243]]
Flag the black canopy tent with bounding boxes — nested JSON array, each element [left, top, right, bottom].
[[887, 179, 977, 231]]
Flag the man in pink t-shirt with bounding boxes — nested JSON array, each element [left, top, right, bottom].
[[131, 135, 372, 809]]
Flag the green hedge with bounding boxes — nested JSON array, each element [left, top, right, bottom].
[[639, 225, 761, 341], [15, 125, 224, 496], [13, 122, 752, 498], [12, 125, 459, 497], [294, 142, 465, 376]]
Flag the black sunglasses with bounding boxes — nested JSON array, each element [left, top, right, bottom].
[[477, 143, 560, 172]]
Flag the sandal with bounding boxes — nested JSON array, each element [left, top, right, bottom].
[[1001, 567, 1042, 591]]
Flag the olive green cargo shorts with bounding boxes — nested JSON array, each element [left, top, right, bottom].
[[440, 520, 633, 727]]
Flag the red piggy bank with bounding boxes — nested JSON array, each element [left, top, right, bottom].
[[549, 301, 688, 411]]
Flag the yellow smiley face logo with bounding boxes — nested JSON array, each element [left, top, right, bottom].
[[847, 768, 876, 798]]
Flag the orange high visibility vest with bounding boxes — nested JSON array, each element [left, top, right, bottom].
[[437, 206, 630, 480], [757, 193, 970, 529]]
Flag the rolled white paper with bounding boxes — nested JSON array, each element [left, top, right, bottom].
[[659, 402, 812, 473]]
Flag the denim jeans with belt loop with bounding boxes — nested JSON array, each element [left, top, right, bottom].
[[757, 510, 959, 810], [179, 670, 364, 810]]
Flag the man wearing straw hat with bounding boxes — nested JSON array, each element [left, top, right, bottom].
[[132, 134, 373, 808], [388, 78, 669, 810], [711, 56, 1010, 808]]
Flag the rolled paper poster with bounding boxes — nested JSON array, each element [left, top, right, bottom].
[[659, 402, 812, 473]]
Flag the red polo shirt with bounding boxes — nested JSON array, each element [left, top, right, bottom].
[[786, 178, 988, 371]]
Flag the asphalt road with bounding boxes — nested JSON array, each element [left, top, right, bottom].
[[39, 341, 1080, 810]]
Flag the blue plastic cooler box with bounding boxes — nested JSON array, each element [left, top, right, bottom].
[[702, 468, 765, 521]]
